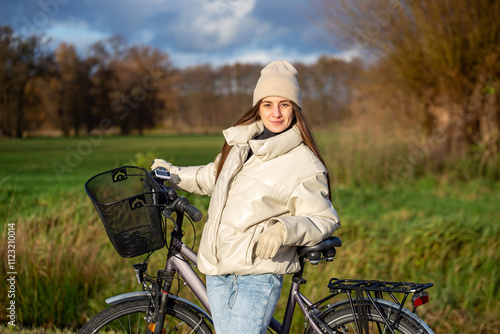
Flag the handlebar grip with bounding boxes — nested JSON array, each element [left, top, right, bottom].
[[184, 204, 203, 222], [175, 197, 204, 222]]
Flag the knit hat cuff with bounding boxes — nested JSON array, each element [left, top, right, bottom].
[[253, 79, 302, 108], [252, 60, 302, 108]]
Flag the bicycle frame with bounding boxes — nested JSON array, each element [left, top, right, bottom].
[[106, 208, 335, 334]]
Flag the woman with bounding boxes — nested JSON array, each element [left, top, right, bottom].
[[151, 60, 340, 334]]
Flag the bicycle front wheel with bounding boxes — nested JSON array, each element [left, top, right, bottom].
[[308, 302, 433, 334], [79, 298, 213, 334]]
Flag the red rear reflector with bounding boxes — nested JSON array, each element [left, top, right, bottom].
[[412, 294, 429, 307]]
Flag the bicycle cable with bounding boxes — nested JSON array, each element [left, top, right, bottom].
[[163, 213, 194, 264], [185, 213, 197, 250]]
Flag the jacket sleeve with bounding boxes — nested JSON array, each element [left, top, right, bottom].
[[168, 154, 220, 196], [276, 172, 340, 246]]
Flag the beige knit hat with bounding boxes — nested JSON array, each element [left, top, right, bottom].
[[252, 60, 302, 108]]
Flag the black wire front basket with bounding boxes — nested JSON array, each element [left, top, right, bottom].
[[85, 166, 167, 258]]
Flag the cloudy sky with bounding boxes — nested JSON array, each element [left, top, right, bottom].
[[0, 0, 345, 68]]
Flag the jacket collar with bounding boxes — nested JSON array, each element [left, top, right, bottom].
[[223, 120, 303, 161], [223, 121, 263, 145]]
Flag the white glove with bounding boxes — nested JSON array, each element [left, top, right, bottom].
[[151, 159, 173, 171], [254, 223, 285, 259]]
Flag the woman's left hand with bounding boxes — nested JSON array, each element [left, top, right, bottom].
[[254, 223, 285, 259]]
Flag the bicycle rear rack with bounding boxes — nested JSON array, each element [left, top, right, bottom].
[[328, 278, 432, 309], [327, 278, 433, 333], [328, 278, 433, 294]]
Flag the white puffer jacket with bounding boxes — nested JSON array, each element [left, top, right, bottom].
[[168, 121, 340, 275]]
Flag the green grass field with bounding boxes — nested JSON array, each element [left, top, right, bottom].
[[1, 133, 499, 333]]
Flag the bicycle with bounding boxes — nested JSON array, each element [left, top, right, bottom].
[[79, 165, 435, 334]]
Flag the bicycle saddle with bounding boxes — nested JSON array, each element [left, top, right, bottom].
[[297, 236, 342, 264]]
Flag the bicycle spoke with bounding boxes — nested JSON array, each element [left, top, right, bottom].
[[97, 309, 148, 334], [118, 316, 129, 333], [135, 311, 141, 334]]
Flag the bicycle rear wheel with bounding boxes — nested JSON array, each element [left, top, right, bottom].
[[308, 303, 433, 334], [78, 298, 213, 334]]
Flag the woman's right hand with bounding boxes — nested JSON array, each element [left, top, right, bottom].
[[151, 158, 173, 171]]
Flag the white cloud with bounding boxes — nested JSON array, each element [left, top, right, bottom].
[[170, 0, 271, 51], [334, 46, 362, 62]]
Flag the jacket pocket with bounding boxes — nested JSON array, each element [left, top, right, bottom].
[[245, 224, 264, 266]]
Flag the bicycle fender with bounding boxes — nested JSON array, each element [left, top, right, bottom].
[[106, 291, 151, 305], [105, 291, 213, 325], [321, 298, 434, 334]]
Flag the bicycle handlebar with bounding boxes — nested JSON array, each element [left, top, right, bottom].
[[151, 168, 204, 222]]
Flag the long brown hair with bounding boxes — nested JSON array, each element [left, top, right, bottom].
[[215, 100, 332, 198]]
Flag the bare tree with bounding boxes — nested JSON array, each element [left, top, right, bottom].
[[40, 43, 92, 136], [297, 56, 363, 125], [0, 25, 50, 138], [215, 63, 260, 126], [110, 44, 175, 135], [174, 64, 219, 129]]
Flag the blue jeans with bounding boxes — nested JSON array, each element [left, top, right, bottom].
[[206, 274, 283, 334]]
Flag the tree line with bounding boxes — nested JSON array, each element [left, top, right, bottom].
[[0, 26, 360, 138]]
